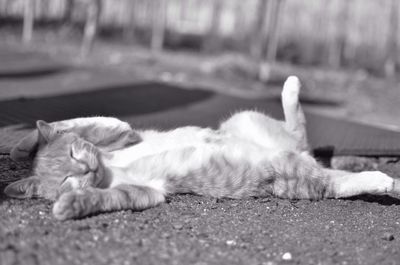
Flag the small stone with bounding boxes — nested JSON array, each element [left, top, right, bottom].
[[256, 245, 265, 250], [260, 198, 271, 203], [161, 232, 171, 238], [172, 223, 183, 230], [226, 240, 237, 246], [137, 239, 145, 247], [9, 164, 17, 170], [382, 232, 395, 241], [282, 252, 292, 260]]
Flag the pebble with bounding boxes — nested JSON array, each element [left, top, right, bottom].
[[226, 240, 237, 246], [256, 245, 265, 251], [137, 239, 145, 247], [382, 232, 395, 241], [161, 232, 171, 238], [172, 223, 183, 230], [260, 198, 271, 203], [282, 252, 292, 260]]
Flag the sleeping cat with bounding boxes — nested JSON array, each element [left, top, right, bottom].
[[5, 76, 400, 220]]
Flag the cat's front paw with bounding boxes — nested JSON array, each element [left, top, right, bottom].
[[53, 190, 86, 220]]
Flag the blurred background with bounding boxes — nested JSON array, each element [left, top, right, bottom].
[[0, 0, 399, 130], [1, 0, 399, 74]]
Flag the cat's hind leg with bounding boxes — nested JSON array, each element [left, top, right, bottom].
[[324, 169, 400, 199], [281, 76, 309, 152], [269, 151, 400, 200], [53, 184, 165, 220]]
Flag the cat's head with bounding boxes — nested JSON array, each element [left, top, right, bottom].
[[4, 121, 104, 200]]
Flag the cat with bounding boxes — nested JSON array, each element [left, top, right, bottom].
[[5, 76, 400, 221]]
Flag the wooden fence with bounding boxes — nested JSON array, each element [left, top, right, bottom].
[[0, 0, 399, 74]]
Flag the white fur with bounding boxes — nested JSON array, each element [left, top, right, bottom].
[[101, 109, 304, 195], [64, 177, 80, 189], [282, 75, 300, 107], [332, 171, 394, 198]]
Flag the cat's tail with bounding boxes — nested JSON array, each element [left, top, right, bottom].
[[281, 76, 309, 152]]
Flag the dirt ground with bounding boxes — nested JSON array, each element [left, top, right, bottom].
[[1, 155, 400, 265], [1, 32, 400, 265]]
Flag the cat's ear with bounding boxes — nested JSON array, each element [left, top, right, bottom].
[[4, 176, 41, 199], [10, 120, 55, 161], [36, 120, 56, 142], [71, 139, 99, 171]]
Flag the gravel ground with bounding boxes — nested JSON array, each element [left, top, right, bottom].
[[2, 155, 400, 265]]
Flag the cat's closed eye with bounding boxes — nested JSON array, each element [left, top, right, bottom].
[[61, 175, 72, 184]]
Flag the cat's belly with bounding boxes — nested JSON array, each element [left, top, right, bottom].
[[107, 138, 283, 193], [104, 126, 293, 194], [106, 127, 219, 168]]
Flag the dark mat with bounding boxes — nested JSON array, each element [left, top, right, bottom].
[[0, 82, 399, 157]]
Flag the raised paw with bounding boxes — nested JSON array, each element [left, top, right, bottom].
[[99, 130, 142, 152], [121, 130, 142, 147], [53, 190, 88, 220], [282, 75, 301, 107]]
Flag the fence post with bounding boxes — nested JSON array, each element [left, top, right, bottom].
[[22, 0, 35, 43], [385, 0, 399, 77], [203, 0, 223, 52], [63, 0, 75, 24], [343, 0, 359, 66], [123, 0, 137, 40], [250, 0, 269, 59], [151, 0, 167, 53], [265, 0, 285, 63], [81, 0, 102, 57], [327, 1, 341, 68]]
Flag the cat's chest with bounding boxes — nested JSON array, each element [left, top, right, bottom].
[[106, 126, 219, 167]]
